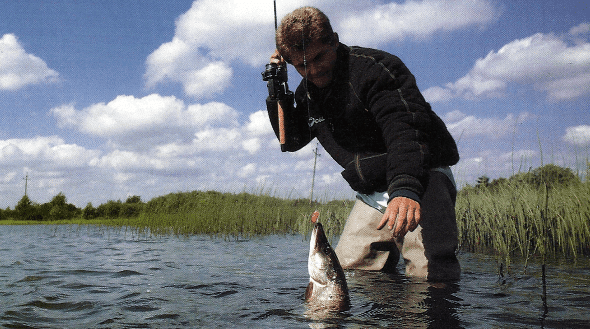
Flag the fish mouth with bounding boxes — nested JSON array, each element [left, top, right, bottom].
[[311, 222, 328, 252]]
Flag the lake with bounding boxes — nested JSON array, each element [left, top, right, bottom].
[[0, 225, 588, 328]]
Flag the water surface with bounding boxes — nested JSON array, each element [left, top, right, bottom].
[[0, 225, 588, 328]]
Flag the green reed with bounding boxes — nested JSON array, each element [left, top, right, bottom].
[[456, 181, 590, 263], [111, 190, 353, 239]]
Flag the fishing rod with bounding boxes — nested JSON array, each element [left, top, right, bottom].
[[262, 0, 291, 152]]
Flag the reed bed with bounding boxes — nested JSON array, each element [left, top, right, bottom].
[[113, 190, 353, 239], [456, 182, 590, 263]]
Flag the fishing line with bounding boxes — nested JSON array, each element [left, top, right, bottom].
[[301, 24, 315, 146], [302, 30, 311, 120]]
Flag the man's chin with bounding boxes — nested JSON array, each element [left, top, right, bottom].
[[311, 77, 332, 89]]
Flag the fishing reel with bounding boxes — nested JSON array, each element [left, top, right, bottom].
[[262, 63, 292, 100]]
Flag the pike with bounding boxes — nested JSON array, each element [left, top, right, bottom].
[[304, 211, 350, 312]]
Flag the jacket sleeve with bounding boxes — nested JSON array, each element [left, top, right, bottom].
[[266, 89, 313, 152], [354, 52, 433, 202]]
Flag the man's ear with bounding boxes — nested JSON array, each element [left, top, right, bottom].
[[333, 33, 339, 45]]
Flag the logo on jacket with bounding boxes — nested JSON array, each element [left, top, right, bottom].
[[309, 116, 326, 127]]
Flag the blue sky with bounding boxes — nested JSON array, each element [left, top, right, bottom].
[[1, 0, 589, 208]]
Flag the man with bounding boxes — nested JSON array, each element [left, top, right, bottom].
[[264, 7, 460, 281]]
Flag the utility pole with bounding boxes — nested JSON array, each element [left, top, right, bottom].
[[23, 174, 29, 196], [310, 143, 320, 204]]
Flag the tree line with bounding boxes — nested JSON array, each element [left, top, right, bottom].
[[461, 163, 584, 195], [0, 193, 144, 221]]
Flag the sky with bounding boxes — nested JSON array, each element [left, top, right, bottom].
[[1, 0, 589, 208]]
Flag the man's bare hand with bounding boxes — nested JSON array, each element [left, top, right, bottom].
[[376, 196, 421, 238], [270, 49, 285, 65]]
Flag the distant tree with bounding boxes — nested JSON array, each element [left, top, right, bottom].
[[531, 164, 579, 188], [46, 192, 79, 220], [120, 195, 143, 218], [476, 176, 490, 189], [125, 195, 142, 204], [97, 200, 122, 219], [488, 177, 508, 190], [50, 193, 67, 207], [508, 171, 535, 186], [15, 195, 40, 220], [2, 207, 14, 220], [82, 202, 97, 220], [120, 203, 143, 218], [37, 202, 52, 220]]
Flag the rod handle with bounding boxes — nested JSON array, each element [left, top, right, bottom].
[[278, 101, 286, 152]]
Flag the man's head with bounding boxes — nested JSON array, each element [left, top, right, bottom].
[[276, 7, 339, 88]]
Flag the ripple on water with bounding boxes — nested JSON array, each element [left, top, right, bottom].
[[23, 300, 94, 312], [113, 270, 144, 278], [0, 226, 589, 328]]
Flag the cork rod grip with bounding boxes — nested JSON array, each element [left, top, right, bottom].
[[278, 101, 286, 152]]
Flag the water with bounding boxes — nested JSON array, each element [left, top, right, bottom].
[[0, 225, 589, 328]]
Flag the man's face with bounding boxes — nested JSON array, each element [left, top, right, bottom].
[[289, 40, 338, 89]]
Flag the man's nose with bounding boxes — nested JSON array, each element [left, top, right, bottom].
[[306, 61, 322, 76]]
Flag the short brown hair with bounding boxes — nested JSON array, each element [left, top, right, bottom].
[[276, 7, 336, 62]]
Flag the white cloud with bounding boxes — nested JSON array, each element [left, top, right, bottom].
[[193, 127, 241, 152], [320, 172, 342, 186], [51, 94, 239, 150], [242, 138, 261, 154], [186, 102, 240, 127], [425, 22, 590, 102], [144, 0, 277, 98], [0, 136, 99, 168], [338, 0, 498, 46], [49, 93, 279, 185], [563, 125, 590, 146], [144, 37, 233, 99], [569, 22, 590, 37], [238, 163, 257, 178], [0, 34, 59, 90], [443, 110, 532, 140], [245, 110, 274, 136], [1, 172, 17, 184]]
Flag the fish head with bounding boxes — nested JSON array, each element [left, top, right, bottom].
[[305, 222, 349, 311]]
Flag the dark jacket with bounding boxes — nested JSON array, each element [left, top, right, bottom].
[[266, 43, 459, 203]]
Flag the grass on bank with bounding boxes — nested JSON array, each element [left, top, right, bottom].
[[456, 170, 590, 263], [106, 190, 353, 240]]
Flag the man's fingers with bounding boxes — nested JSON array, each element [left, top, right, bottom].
[[270, 50, 285, 65], [393, 218, 406, 237], [376, 215, 389, 230], [392, 202, 409, 234], [409, 207, 421, 232]]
